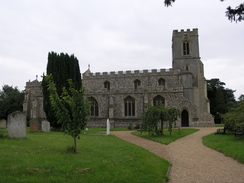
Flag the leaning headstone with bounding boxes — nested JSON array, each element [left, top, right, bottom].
[[7, 111, 26, 138], [30, 118, 39, 132], [41, 120, 50, 132], [0, 119, 7, 128]]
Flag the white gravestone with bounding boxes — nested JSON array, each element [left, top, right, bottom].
[[106, 119, 110, 135], [7, 111, 26, 138], [41, 120, 50, 132]]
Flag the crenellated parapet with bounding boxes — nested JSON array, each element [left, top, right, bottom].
[[83, 68, 181, 78], [173, 28, 198, 35]]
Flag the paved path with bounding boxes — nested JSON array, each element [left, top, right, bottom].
[[111, 128, 244, 183]]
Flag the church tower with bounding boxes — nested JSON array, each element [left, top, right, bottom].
[[172, 29, 210, 113]]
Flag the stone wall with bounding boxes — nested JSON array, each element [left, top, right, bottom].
[[83, 66, 214, 127]]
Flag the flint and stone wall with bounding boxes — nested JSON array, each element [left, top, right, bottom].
[[83, 68, 214, 128]]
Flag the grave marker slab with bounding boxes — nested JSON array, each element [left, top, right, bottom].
[[7, 111, 26, 138], [30, 118, 39, 132], [41, 120, 50, 132], [0, 119, 7, 128]]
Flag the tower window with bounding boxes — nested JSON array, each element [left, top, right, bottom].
[[88, 97, 99, 117], [183, 42, 190, 55], [104, 81, 110, 90], [158, 78, 165, 86], [124, 96, 135, 116], [134, 79, 141, 89]]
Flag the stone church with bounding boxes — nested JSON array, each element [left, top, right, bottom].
[[83, 28, 214, 128], [23, 28, 214, 128]]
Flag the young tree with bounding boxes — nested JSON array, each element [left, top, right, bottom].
[[167, 108, 180, 135], [45, 75, 90, 153], [42, 52, 82, 128], [164, 0, 244, 22], [141, 105, 160, 135], [0, 85, 25, 119], [141, 105, 180, 135], [157, 104, 168, 135]]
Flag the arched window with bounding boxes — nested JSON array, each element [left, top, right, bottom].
[[104, 81, 110, 90], [124, 96, 135, 116], [158, 78, 165, 86], [88, 97, 99, 117], [134, 79, 141, 89], [153, 95, 165, 106], [183, 42, 190, 55]]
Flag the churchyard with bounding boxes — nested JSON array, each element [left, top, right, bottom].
[[0, 128, 170, 183], [0, 117, 243, 182]]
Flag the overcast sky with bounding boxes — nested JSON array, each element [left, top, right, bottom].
[[1, 0, 243, 99]]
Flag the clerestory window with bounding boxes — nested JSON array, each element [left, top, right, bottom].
[[104, 81, 110, 90], [134, 79, 141, 89], [158, 78, 165, 86]]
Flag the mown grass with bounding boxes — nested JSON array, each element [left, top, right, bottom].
[[215, 124, 225, 127], [132, 128, 199, 145], [203, 133, 244, 163], [0, 128, 170, 183], [85, 128, 132, 132]]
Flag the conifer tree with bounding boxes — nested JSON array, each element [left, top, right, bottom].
[[42, 52, 82, 128]]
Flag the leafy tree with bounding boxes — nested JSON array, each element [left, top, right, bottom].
[[207, 78, 236, 123], [42, 52, 82, 128], [45, 75, 90, 153], [167, 108, 180, 135], [141, 105, 180, 135], [238, 94, 244, 101], [222, 99, 244, 134], [0, 85, 25, 119], [141, 105, 161, 135], [164, 0, 244, 22]]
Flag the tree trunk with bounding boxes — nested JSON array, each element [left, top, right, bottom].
[[73, 136, 77, 153], [160, 119, 164, 135]]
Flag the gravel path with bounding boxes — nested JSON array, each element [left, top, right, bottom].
[[111, 128, 244, 183]]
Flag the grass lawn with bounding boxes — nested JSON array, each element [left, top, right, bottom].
[[132, 128, 199, 145], [203, 133, 244, 163], [0, 128, 170, 183], [85, 127, 132, 132], [215, 124, 225, 127]]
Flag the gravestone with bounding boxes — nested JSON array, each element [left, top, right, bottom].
[[41, 120, 50, 132], [0, 119, 7, 128], [7, 111, 26, 138], [106, 119, 110, 135], [30, 118, 39, 132]]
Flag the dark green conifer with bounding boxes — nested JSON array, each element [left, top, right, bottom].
[[42, 52, 82, 128]]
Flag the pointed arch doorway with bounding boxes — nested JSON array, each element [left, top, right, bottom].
[[181, 109, 189, 127]]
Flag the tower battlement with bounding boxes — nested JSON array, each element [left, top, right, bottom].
[[173, 28, 198, 35]]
